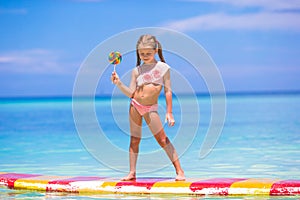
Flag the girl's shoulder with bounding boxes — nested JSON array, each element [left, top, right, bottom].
[[156, 61, 170, 73], [132, 67, 139, 72], [157, 61, 171, 69], [132, 67, 139, 76]]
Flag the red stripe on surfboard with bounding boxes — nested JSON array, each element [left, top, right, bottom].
[[270, 180, 300, 195], [0, 173, 40, 189], [115, 177, 172, 190], [190, 178, 247, 195]]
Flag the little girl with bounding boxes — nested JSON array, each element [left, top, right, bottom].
[[111, 34, 185, 181]]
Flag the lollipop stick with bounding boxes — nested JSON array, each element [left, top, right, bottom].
[[113, 65, 116, 72]]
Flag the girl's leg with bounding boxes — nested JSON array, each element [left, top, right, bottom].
[[144, 112, 185, 181], [122, 105, 142, 181]]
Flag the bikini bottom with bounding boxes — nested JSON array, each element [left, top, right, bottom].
[[130, 98, 158, 116]]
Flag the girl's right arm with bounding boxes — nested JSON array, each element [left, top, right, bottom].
[[111, 68, 138, 98]]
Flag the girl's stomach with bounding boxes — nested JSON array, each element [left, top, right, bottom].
[[133, 84, 162, 105]]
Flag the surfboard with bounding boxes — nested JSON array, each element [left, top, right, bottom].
[[0, 172, 299, 196]]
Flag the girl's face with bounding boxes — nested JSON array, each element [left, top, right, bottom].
[[138, 48, 157, 64]]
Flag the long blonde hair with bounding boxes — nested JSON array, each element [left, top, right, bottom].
[[135, 34, 165, 66]]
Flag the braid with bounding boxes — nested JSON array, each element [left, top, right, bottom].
[[157, 41, 166, 63], [136, 35, 144, 66], [136, 49, 141, 66]]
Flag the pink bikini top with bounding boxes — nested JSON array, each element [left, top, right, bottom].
[[136, 61, 170, 87]]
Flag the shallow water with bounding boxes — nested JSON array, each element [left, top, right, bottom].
[[0, 93, 299, 199]]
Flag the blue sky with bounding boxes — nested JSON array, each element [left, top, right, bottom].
[[0, 0, 300, 97]]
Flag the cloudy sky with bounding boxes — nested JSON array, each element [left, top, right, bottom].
[[0, 0, 300, 97]]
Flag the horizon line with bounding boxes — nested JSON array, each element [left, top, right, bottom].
[[1, 90, 300, 100]]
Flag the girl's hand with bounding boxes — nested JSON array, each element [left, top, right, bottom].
[[111, 71, 120, 85], [165, 112, 175, 127]]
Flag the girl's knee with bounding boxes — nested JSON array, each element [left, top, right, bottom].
[[130, 136, 141, 146], [157, 136, 170, 148]]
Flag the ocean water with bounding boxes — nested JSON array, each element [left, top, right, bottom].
[[0, 93, 300, 199]]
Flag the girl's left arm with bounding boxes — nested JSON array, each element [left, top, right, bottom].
[[164, 69, 175, 126]]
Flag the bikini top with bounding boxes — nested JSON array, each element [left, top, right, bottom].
[[136, 61, 170, 87]]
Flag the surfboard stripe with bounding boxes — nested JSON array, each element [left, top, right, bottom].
[[152, 179, 195, 194], [270, 180, 300, 195], [229, 178, 280, 195], [0, 173, 40, 188], [114, 177, 171, 193], [190, 178, 247, 195], [47, 176, 107, 192], [14, 175, 71, 191], [1, 172, 300, 196]]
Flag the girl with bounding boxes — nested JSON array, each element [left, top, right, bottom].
[[111, 34, 185, 181]]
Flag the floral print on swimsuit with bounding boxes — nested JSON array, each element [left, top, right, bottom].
[[136, 61, 170, 87]]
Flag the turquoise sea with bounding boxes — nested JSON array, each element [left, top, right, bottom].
[[0, 93, 300, 199]]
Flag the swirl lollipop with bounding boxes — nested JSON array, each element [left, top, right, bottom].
[[108, 51, 122, 72]]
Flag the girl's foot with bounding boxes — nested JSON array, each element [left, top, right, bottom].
[[121, 171, 136, 181], [175, 171, 185, 181]]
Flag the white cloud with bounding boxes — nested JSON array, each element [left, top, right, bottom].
[[0, 49, 77, 74], [182, 0, 300, 11], [169, 0, 300, 32], [163, 11, 300, 32]]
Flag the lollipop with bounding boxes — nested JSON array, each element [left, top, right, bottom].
[[108, 51, 122, 72]]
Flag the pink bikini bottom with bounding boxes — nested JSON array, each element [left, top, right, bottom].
[[131, 99, 158, 116]]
